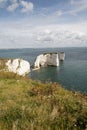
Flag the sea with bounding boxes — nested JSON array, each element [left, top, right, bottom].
[[0, 47, 87, 93]]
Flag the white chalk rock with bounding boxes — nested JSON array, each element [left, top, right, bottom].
[[60, 52, 65, 61], [34, 53, 59, 69], [6, 59, 30, 76]]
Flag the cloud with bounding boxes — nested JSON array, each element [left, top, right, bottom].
[[9, 0, 18, 3], [0, 0, 34, 13], [0, 22, 87, 48], [0, 0, 7, 8], [56, 10, 63, 16], [36, 28, 86, 45], [70, 0, 87, 15], [70, 0, 86, 5], [20, 1, 34, 13], [55, 0, 87, 17], [7, 2, 19, 12]]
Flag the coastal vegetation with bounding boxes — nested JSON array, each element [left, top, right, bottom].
[[0, 59, 8, 70], [0, 72, 87, 130]]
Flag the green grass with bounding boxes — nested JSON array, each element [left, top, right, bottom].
[[0, 72, 87, 130]]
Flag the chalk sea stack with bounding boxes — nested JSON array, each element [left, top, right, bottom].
[[34, 53, 59, 69], [60, 52, 65, 61]]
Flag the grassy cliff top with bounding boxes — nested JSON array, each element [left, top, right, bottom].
[[0, 72, 87, 130]]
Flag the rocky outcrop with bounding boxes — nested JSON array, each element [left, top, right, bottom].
[[60, 52, 65, 61], [34, 53, 59, 69], [6, 59, 30, 76], [0, 53, 60, 74]]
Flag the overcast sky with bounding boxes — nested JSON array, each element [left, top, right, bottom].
[[0, 0, 87, 48]]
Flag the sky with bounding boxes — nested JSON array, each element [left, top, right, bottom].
[[0, 0, 87, 48]]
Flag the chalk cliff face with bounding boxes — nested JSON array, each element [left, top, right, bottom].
[[6, 59, 30, 76], [34, 53, 59, 69], [60, 52, 65, 61]]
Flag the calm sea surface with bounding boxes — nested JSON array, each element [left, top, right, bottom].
[[0, 47, 87, 93]]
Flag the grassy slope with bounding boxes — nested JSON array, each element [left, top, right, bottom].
[[0, 72, 87, 130]]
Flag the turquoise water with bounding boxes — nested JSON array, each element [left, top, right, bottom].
[[0, 47, 87, 93]]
